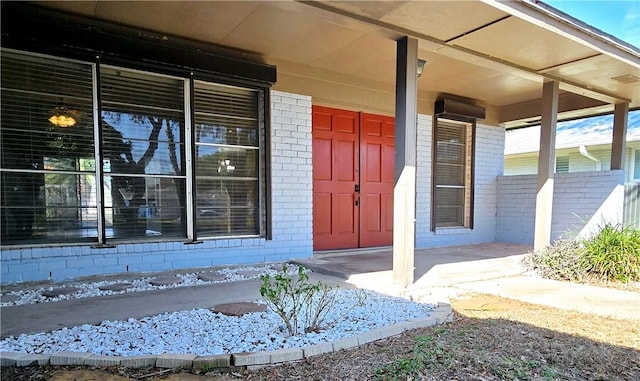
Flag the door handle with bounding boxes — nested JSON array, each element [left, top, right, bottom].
[[355, 184, 360, 192], [355, 184, 360, 206]]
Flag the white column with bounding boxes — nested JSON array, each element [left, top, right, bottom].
[[393, 36, 418, 287], [534, 80, 559, 251], [611, 102, 629, 170]]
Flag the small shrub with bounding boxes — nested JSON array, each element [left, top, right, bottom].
[[259, 264, 366, 336], [581, 223, 640, 283], [523, 239, 587, 282]]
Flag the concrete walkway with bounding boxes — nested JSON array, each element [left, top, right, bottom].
[[295, 242, 640, 321], [2, 242, 638, 340]]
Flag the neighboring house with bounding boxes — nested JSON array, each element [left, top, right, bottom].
[[1, 1, 639, 284], [505, 110, 640, 182]]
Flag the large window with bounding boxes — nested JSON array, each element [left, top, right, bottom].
[[1, 50, 267, 246], [432, 117, 475, 229]]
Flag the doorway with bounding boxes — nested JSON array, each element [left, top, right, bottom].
[[312, 105, 394, 250]]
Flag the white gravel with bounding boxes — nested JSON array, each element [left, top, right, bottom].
[[0, 289, 434, 356], [0, 263, 436, 357], [0, 264, 281, 307]]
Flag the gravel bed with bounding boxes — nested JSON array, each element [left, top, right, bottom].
[[0, 264, 281, 307], [0, 289, 434, 356]]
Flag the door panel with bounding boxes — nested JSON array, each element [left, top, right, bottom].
[[312, 107, 394, 250], [360, 113, 395, 247], [312, 106, 359, 250]]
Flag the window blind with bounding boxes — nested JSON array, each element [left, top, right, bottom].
[[100, 67, 186, 240], [194, 81, 260, 237], [1, 50, 97, 244]]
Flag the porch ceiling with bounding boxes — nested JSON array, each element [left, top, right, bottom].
[[32, 0, 640, 126]]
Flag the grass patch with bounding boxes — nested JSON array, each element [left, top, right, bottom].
[[374, 331, 453, 380]]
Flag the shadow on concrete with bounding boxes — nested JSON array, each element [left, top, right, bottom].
[[292, 242, 533, 288]]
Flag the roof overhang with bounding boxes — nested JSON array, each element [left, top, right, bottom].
[[4, 0, 639, 126]]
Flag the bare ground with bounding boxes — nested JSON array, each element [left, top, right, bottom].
[[2, 293, 639, 381]]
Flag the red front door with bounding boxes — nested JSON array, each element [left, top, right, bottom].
[[360, 113, 395, 247], [312, 106, 394, 250]]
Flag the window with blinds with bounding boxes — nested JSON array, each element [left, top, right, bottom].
[[1, 49, 268, 246], [101, 67, 186, 240], [1, 50, 97, 244], [634, 150, 640, 180], [432, 118, 474, 229], [194, 82, 260, 237]]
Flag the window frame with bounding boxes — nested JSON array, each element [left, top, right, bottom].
[[431, 115, 476, 231]]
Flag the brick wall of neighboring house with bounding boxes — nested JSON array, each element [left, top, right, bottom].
[[414, 117, 504, 248], [1, 90, 314, 283], [496, 170, 625, 244]]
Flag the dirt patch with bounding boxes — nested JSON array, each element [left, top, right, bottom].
[[3, 293, 639, 380]]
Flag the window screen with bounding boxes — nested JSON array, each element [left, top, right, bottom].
[[1, 51, 96, 244], [194, 82, 260, 237], [634, 150, 640, 180]]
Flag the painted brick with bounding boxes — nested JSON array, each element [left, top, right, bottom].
[[497, 170, 625, 244], [66, 257, 94, 269]]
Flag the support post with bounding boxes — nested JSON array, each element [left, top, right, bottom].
[[534, 80, 559, 251], [393, 36, 418, 287], [611, 102, 629, 170]]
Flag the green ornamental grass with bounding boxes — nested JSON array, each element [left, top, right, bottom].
[[580, 223, 640, 282]]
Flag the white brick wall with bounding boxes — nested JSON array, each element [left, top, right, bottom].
[[415, 119, 504, 248], [496, 175, 537, 244], [496, 170, 625, 244], [1, 90, 314, 283]]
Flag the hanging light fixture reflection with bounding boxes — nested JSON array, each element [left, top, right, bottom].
[[49, 106, 79, 127]]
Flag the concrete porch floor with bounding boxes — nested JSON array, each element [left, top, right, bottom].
[[292, 242, 640, 321], [293, 242, 533, 292]]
